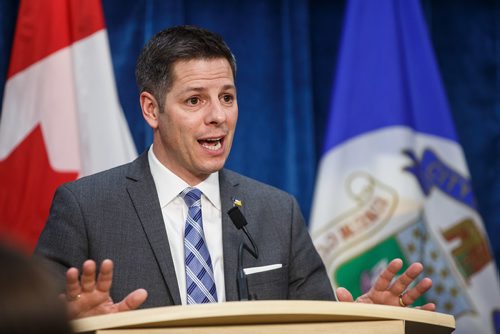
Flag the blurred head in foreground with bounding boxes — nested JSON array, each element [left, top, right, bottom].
[[0, 242, 73, 334]]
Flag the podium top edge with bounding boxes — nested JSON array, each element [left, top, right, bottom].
[[71, 300, 455, 333]]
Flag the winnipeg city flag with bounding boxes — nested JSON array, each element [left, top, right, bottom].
[[309, 1, 500, 333], [0, 0, 137, 252]]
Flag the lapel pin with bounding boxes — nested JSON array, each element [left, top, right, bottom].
[[232, 198, 243, 207]]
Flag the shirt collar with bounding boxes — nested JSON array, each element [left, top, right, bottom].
[[148, 146, 221, 210]]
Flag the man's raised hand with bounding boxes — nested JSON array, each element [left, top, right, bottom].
[[62, 259, 148, 319], [335, 258, 436, 311]]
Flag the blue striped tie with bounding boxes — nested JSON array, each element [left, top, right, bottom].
[[181, 187, 218, 304]]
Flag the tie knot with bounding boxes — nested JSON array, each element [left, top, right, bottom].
[[181, 187, 202, 207]]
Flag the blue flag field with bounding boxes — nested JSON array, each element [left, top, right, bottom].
[[309, 1, 500, 333]]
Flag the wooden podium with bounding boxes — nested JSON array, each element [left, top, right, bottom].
[[71, 300, 455, 334]]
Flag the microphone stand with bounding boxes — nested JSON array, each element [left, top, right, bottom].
[[237, 242, 257, 301], [228, 206, 259, 301]]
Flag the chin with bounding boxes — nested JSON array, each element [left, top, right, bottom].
[[200, 160, 226, 174]]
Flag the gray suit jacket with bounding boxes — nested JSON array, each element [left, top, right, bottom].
[[35, 152, 335, 308]]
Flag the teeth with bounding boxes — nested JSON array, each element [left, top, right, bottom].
[[201, 139, 222, 151]]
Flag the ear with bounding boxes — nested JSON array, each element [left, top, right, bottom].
[[140, 92, 160, 129]]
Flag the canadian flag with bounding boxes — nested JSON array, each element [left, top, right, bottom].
[[0, 0, 137, 252]]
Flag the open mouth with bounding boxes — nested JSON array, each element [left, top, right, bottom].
[[198, 137, 223, 151]]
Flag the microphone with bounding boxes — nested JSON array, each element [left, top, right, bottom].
[[227, 206, 259, 258], [227, 206, 258, 301]]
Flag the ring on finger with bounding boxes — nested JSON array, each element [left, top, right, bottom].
[[68, 294, 81, 302], [399, 294, 407, 307]]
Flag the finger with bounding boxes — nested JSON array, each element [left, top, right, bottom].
[[66, 267, 81, 300], [59, 293, 67, 303], [81, 260, 97, 293], [389, 262, 424, 296], [116, 289, 148, 312], [415, 302, 436, 312], [335, 287, 354, 302], [401, 277, 432, 305], [96, 259, 114, 292], [373, 258, 403, 292]]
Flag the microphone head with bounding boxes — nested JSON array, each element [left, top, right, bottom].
[[227, 207, 248, 230]]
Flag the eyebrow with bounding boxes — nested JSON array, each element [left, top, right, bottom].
[[179, 84, 236, 95]]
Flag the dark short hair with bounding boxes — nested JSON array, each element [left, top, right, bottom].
[[135, 25, 237, 111], [0, 242, 73, 334]]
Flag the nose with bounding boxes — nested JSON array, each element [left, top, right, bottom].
[[206, 100, 227, 125]]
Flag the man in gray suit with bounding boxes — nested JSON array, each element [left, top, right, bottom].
[[35, 26, 435, 319]]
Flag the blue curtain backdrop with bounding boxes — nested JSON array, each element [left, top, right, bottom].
[[1, 0, 499, 267]]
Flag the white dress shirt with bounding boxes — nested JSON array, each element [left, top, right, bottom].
[[148, 147, 226, 304]]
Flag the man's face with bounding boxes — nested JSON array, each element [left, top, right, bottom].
[[150, 58, 238, 185]]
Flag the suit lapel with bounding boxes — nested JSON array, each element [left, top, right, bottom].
[[124, 158, 244, 304], [219, 169, 244, 301], [125, 152, 181, 305]]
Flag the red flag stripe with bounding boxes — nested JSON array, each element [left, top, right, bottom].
[[0, 126, 78, 252], [7, 0, 105, 79]]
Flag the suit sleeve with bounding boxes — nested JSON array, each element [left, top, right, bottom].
[[287, 196, 336, 301], [34, 184, 89, 289]]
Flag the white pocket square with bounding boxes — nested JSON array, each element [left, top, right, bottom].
[[243, 263, 282, 275]]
